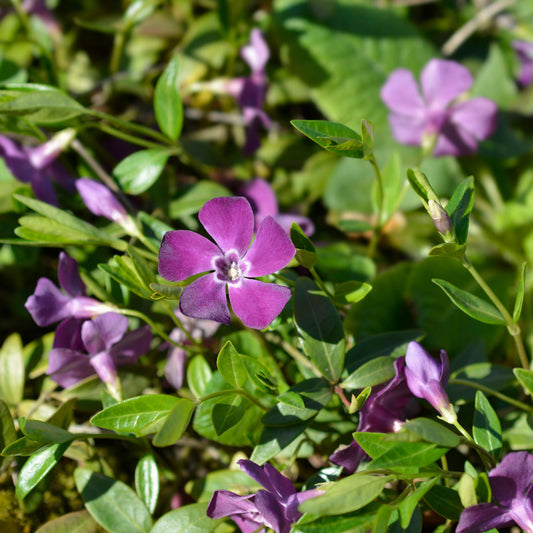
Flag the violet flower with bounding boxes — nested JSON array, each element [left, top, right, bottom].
[[22, 0, 60, 33], [404, 341, 456, 424], [0, 130, 75, 206], [513, 40, 533, 88], [330, 357, 415, 473], [207, 459, 322, 533], [158, 196, 295, 330], [456, 451, 533, 533], [25, 252, 114, 327], [48, 312, 151, 388], [380, 59, 497, 156], [238, 178, 314, 236]]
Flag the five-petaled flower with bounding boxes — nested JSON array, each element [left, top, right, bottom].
[[48, 312, 151, 388], [158, 196, 295, 330], [404, 341, 456, 424], [380, 58, 497, 156], [456, 451, 533, 533], [207, 459, 322, 533]]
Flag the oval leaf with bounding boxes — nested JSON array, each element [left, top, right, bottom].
[[135, 453, 159, 514], [154, 55, 183, 140], [473, 391, 502, 459], [151, 502, 220, 533], [217, 341, 246, 389], [35, 510, 97, 533], [152, 398, 195, 447], [0, 332, 24, 405]]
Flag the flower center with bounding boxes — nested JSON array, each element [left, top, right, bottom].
[[214, 251, 247, 284]]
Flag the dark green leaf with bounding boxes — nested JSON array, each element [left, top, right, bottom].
[[290, 222, 317, 268], [445, 177, 474, 245], [0, 332, 24, 405], [217, 341, 246, 389], [513, 262, 527, 323], [473, 391, 502, 459], [251, 421, 309, 465], [341, 356, 395, 390], [2, 436, 45, 457], [135, 453, 159, 514], [21, 420, 73, 444], [398, 477, 441, 529], [150, 502, 220, 533], [35, 510, 97, 533], [424, 485, 463, 521], [153, 398, 195, 447], [154, 55, 183, 140], [211, 395, 244, 436]]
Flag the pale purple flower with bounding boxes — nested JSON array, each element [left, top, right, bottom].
[[456, 451, 533, 533], [48, 312, 151, 388], [404, 342, 456, 424], [330, 357, 416, 473], [0, 131, 75, 206], [238, 178, 314, 236], [380, 59, 497, 156], [158, 196, 295, 330], [207, 459, 322, 533], [25, 252, 114, 327], [22, 0, 60, 33], [513, 40, 533, 88]]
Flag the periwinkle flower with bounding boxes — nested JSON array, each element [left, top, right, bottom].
[[22, 0, 60, 33], [330, 357, 416, 473], [238, 178, 314, 236], [207, 459, 322, 533], [48, 312, 151, 388], [513, 40, 533, 88], [158, 196, 295, 330], [25, 252, 114, 327], [380, 59, 497, 156], [404, 341, 456, 424], [0, 130, 75, 206], [456, 451, 533, 533]]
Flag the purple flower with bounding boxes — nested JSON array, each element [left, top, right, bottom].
[[238, 178, 314, 236], [330, 357, 416, 473], [207, 459, 322, 533], [513, 40, 533, 88], [25, 252, 114, 327], [48, 312, 151, 388], [380, 59, 497, 156], [0, 130, 75, 206], [22, 0, 60, 33], [404, 342, 456, 424], [456, 451, 533, 533], [158, 196, 295, 330]]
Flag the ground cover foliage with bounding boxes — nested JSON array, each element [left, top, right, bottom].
[[1, 0, 533, 532]]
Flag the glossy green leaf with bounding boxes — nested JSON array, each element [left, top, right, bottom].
[[0, 332, 24, 405], [513, 262, 527, 323], [0, 399, 16, 460], [398, 418, 461, 448], [295, 506, 377, 533], [35, 510, 97, 533], [90, 394, 180, 436], [291, 119, 364, 158], [187, 355, 213, 399], [294, 277, 345, 382], [150, 502, 220, 533], [334, 280, 372, 306], [368, 442, 449, 469], [135, 453, 159, 514], [217, 341, 246, 389], [75, 468, 152, 533], [398, 477, 440, 528], [99, 255, 153, 300], [341, 356, 395, 390], [445, 177, 474, 245], [154, 55, 183, 140], [251, 420, 309, 465], [514, 368, 533, 395], [113, 149, 171, 195], [290, 222, 317, 268], [2, 436, 45, 457], [473, 391, 502, 459], [354, 432, 398, 459], [424, 485, 463, 521], [211, 395, 244, 436], [458, 473, 476, 508], [20, 419, 73, 444], [169, 181, 232, 220], [432, 279, 506, 325], [153, 398, 195, 447]]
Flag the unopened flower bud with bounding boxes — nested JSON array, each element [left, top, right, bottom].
[[428, 199, 453, 237]]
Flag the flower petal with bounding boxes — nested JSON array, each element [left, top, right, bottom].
[[244, 217, 295, 277], [76, 178, 128, 224], [241, 28, 269, 74], [47, 347, 94, 388], [25, 278, 70, 326], [159, 230, 219, 281], [239, 460, 295, 500], [456, 503, 515, 533], [239, 177, 279, 228], [421, 59, 473, 109], [405, 342, 442, 383], [229, 279, 291, 329], [330, 439, 368, 474], [53, 317, 85, 351], [387, 113, 426, 145], [90, 350, 118, 385], [380, 69, 425, 116], [179, 274, 230, 325], [254, 490, 287, 533], [165, 347, 186, 389], [285, 489, 323, 524], [489, 451, 533, 507], [448, 98, 498, 141], [0, 135, 35, 184], [275, 213, 314, 237], [206, 490, 256, 519], [31, 171, 59, 206], [111, 325, 152, 364], [82, 313, 128, 354], [199, 197, 254, 256], [434, 122, 478, 156], [58, 252, 86, 297]]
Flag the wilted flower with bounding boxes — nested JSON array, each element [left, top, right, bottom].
[[207, 459, 322, 533], [404, 341, 456, 424], [25, 252, 114, 327], [158, 196, 295, 330], [0, 130, 75, 206], [380, 58, 497, 156], [48, 312, 151, 388], [330, 357, 415, 473], [238, 178, 314, 236], [456, 451, 533, 533], [513, 40, 533, 88]]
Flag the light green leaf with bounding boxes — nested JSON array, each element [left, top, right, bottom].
[[150, 502, 220, 533], [0, 332, 24, 405], [217, 341, 246, 389], [135, 454, 159, 514], [334, 280, 372, 306], [154, 55, 183, 140], [290, 222, 317, 268], [152, 398, 195, 447], [513, 262, 527, 323], [187, 355, 212, 399], [20, 419, 73, 444], [398, 418, 460, 448], [473, 391, 502, 459], [514, 368, 533, 396], [168, 181, 231, 220], [0, 399, 17, 461], [398, 477, 441, 529], [35, 510, 97, 533], [368, 442, 449, 469], [341, 356, 394, 390]]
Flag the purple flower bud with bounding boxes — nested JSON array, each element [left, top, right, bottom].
[[513, 40, 533, 88], [428, 199, 453, 237]]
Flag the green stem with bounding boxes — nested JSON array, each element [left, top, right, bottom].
[[271, 272, 296, 287], [95, 123, 165, 150], [367, 155, 384, 258], [110, 31, 126, 75], [452, 419, 495, 470], [116, 308, 179, 348], [196, 389, 268, 411], [461, 255, 529, 369], [75, 432, 144, 446], [309, 266, 335, 300], [163, 302, 198, 346]]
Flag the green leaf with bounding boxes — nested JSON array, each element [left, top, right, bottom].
[[152, 398, 195, 447], [341, 356, 395, 390], [0, 399, 17, 460], [398, 477, 441, 529], [113, 149, 171, 195], [290, 222, 317, 268], [150, 502, 220, 533], [169, 181, 232, 220], [135, 453, 159, 514], [16, 440, 72, 500], [299, 474, 391, 516], [294, 277, 345, 382], [334, 281, 372, 306], [211, 395, 244, 436], [428, 243, 466, 259], [75, 468, 152, 533], [20, 419, 73, 444], [217, 341, 246, 389], [376, 152, 404, 221], [373, 504, 394, 533], [473, 391, 502, 459], [361, 119, 374, 160], [0, 332, 24, 405], [405, 168, 438, 209], [398, 418, 461, 448], [368, 442, 449, 469], [35, 510, 97, 533], [295, 507, 377, 533], [99, 255, 153, 299], [514, 368, 533, 396], [187, 355, 212, 399], [291, 119, 363, 158], [90, 394, 180, 436], [445, 177, 474, 245], [154, 55, 183, 140], [432, 278, 506, 325], [513, 262, 527, 323], [2, 436, 45, 457], [458, 473, 476, 508], [251, 421, 309, 465], [424, 485, 463, 521], [354, 432, 397, 460]]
